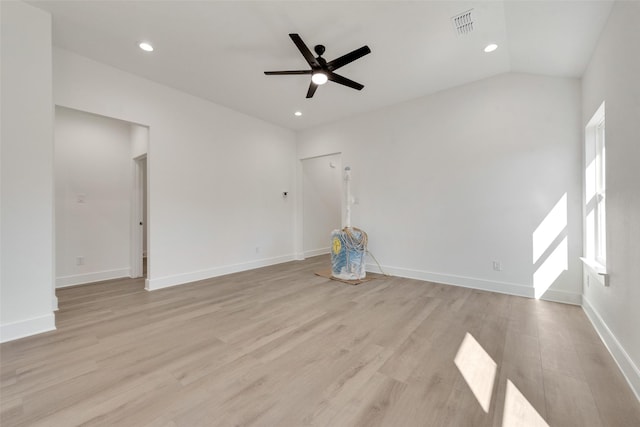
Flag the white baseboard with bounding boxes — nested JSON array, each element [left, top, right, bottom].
[[0, 313, 56, 343], [365, 262, 581, 305], [52, 295, 59, 311], [146, 254, 296, 291], [539, 288, 582, 305], [56, 268, 131, 288], [304, 247, 330, 258], [366, 263, 534, 298], [582, 296, 640, 401]]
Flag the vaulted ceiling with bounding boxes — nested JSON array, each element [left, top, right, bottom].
[[31, 1, 614, 130]]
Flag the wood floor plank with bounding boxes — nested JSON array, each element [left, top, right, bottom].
[[573, 339, 640, 425], [1, 255, 638, 426], [542, 368, 604, 427], [296, 344, 393, 426], [327, 372, 407, 427]]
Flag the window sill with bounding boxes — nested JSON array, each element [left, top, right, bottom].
[[580, 257, 609, 286]]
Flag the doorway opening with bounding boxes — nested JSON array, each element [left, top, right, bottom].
[[53, 106, 149, 288], [300, 153, 343, 258]]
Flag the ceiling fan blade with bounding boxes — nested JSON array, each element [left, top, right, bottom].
[[306, 82, 318, 98], [289, 33, 320, 68], [264, 70, 312, 75], [327, 46, 371, 71], [327, 72, 364, 91]]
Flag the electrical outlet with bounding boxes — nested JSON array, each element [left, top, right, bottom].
[[76, 256, 84, 266], [492, 261, 501, 271]]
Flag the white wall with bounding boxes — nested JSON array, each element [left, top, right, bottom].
[[298, 73, 583, 304], [581, 0, 640, 398], [301, 154, 342, 257], [130, 123, 149, 159], [54, 107, 133, 287], [53, 48, 297, 290], [0, 1, 55, 342]]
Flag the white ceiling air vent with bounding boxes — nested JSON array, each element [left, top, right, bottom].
[[452, 9, 474, 36]]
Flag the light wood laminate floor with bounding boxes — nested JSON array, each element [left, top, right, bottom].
[[1, 256, 639, 426]]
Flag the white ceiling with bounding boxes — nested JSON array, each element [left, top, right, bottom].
[[30, 0, 614, 131]]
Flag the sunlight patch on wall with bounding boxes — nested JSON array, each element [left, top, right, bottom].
[[532, 193, 568, 299], [454, 332, 497, 413], [533, 236, 568, 299], [502, 380, 549, 427], [532, 193, 567, 264]]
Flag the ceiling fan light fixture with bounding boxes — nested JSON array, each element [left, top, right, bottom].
[[311, 72, 328, 85], [139, 42, 154, 52], [484, 43, 498, 53]]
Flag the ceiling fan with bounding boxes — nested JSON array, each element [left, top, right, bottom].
[[264, 33, 371, 98]]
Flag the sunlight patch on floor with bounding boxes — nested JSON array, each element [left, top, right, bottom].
[[454, 332, 497, 413], [502, 379, 549, 427]]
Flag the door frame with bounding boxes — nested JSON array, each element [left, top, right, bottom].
[[130, 154, 147, 278], [296, 152, 343, 260]]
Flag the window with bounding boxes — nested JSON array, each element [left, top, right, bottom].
[[584, 102, 606, 267]]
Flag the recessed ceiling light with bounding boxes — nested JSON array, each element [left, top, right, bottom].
[[484, 43, 498, 53], [311, 72, 328, 85], [139, 42, 154, 52], [294, 111, 302, 117]]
